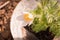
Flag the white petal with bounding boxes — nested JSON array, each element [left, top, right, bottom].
[[16, 15, 23, 21]]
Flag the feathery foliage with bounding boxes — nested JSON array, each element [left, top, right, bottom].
[[31, 0, 60, 37]]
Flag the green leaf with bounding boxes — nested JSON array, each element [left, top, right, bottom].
[[41, 0, 49, 7], [30, 0, 60, 37]]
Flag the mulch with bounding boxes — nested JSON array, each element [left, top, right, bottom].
[[0, 0, 21, 40]]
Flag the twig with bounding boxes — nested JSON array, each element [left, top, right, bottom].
[[0, 1, 10, 9]]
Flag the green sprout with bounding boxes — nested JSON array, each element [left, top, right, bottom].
[[31, 0, 60, 37]]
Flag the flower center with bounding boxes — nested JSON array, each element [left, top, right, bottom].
[[23, 14, 32, 22]]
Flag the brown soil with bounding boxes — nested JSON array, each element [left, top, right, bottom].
[[25, 25, 55, 40], [0, 0, 20, 40]]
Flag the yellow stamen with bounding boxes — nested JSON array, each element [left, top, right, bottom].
[[23, 14, 32, 22]]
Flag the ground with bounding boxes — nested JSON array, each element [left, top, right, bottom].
[[0, 0, 20, 40]]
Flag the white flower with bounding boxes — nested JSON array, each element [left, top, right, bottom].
[[17, 12, 34, 27]]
